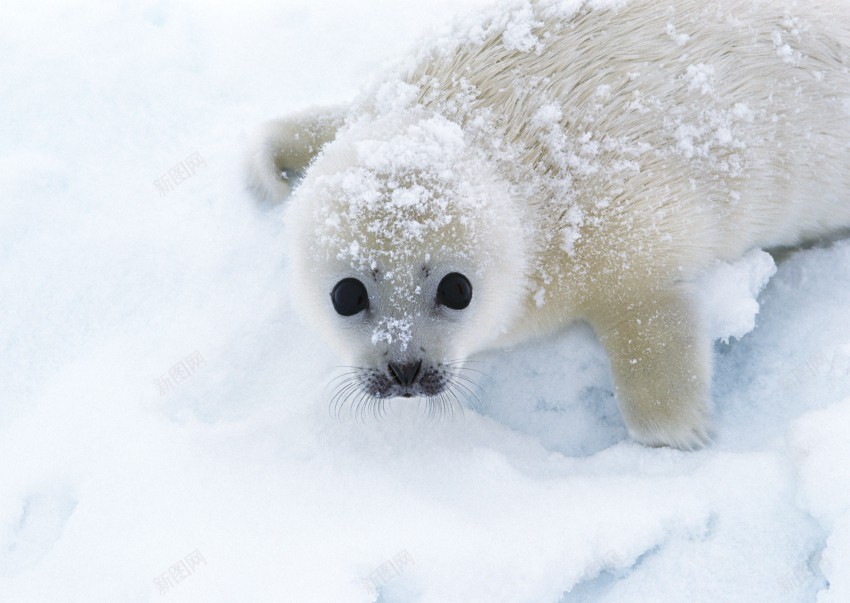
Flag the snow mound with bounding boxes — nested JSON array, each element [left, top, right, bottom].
[[699, 249, 777, 343], [790, 398, 850, 603]]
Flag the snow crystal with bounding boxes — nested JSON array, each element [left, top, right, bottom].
[[594, 84, 611, 98], [371, 316, 414, 349], [532, 102, 563, 125], [665, 23, 690, 46], [685, 63, 716, 96], [732, 102, 754, 122], [533, 287, 546, 307], [373, 80, 421, 114], [772, 30, 802, 65], [559, 205, 585, 256], [502, 4, 543, 52]]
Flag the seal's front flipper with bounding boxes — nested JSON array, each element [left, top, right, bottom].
[[593, 286, 714, 450], [245, 106, 346, 203]]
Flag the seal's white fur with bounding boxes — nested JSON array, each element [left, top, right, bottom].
[[248, 0, 850, 449]]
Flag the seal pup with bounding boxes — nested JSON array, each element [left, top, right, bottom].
[[247, 0, 850, 449]]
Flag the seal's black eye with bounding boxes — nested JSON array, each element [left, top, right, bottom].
[[436, 272, 472, 310], [331, 278, 369, 316]]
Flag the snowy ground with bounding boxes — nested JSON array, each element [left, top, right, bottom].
[[2, 1, 850, 601]]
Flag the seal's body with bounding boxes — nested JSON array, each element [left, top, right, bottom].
[[248, 0, 850, 449]]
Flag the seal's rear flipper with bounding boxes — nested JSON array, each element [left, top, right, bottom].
[[245, 105, 346, 203]]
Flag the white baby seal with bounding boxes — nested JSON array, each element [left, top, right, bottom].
[[247, 0, 850, 449]]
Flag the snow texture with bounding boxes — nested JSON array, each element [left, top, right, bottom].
[[1, 0, 849, 602]]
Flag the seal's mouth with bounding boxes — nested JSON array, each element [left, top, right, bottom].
[[374, 362, 448, 399], [327, 362, 480, 418]]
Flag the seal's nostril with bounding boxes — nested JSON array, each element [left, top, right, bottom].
[[388, 361, 422, 387]]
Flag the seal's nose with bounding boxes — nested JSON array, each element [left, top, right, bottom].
[[388, 361, 422, 387]]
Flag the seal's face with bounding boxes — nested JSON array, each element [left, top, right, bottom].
[[287, 112, 529, 410], [328, 270, 474, 399]]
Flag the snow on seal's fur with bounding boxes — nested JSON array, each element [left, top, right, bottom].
[[257, 0, 850, 450]]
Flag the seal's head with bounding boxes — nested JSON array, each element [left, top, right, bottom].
[[287, 110, 529, 409]]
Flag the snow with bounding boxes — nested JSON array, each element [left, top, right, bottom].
[[1, 0, 849, 602], [790, 399, 850, 602], [698, 249, 777, 344], [502, 5, 543, 53]]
